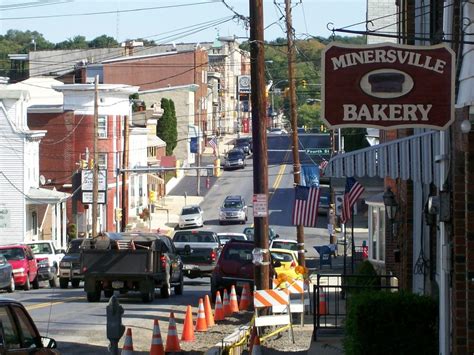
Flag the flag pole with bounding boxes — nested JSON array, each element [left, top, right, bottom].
[[351, 205, 355, 274], [343, 222, 347, 277]]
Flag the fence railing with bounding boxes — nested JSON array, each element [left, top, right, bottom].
[[312, 274, 399, 341]]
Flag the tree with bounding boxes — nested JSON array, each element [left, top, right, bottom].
[[156, 98, 178, 156], [89, 35, 119, 48], [55, 35, 88, 49]]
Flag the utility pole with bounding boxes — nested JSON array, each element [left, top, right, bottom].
[[197, 98, 201, 196], [286, 0, 305, 267], [121, 115, 130, 232], [249, 0, 270, 291], [92, 75, 99, 238]]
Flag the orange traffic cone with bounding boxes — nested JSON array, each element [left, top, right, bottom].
[[121, 328, 134, 354], [214, 291, 225, 321], [181, 305, 195, 342], [165, 312, 181, 353], [239, 283, 250, 311], [251, 333, 262, 355], [204, 295, 215, 327], [223, 288, 232, 317], [149, 319, 164, 355], [229, 285, 240, 313], [195, 298, 208, 332]]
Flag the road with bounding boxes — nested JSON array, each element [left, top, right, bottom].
[[11, 134, 365, 353]]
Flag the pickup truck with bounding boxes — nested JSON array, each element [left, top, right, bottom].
[[81, 232, 184, 303], [26, 241, 65, 288], [59, 238, 84, 289], [172, 230, 221, 279]]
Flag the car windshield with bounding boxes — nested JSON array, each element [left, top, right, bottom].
[[228, 151, 243, 159], [236, 139, 249, 145], [271, 251, 295, 262], [28, 243, 52, 254], [223, 245, 253, 262], [0, 248, 25, 261], [173, 232, 215, 243], [223, 200, 243, 209], [182, 207, 200, 215], [272, 241, 298, 250], [67, 240, 83, 253]]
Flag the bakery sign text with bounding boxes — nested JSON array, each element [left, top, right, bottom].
[[321, 43, 455, 130]]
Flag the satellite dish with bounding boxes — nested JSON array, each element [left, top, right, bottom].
[[39, 175, 46, 185]]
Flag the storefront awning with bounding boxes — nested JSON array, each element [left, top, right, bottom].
[[325, 130, 445, 187], [26, 188, 70, 205]]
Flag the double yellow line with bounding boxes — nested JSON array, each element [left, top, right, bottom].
[[269, 149, 291, 201], [26, 296, 84, 311]]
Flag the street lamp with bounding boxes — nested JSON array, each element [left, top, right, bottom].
[[383, 187, 398, 238]]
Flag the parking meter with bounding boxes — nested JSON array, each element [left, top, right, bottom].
[[106, 295, 125, 355]]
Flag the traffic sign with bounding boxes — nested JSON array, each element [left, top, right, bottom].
[[253, 194, 268, 217]]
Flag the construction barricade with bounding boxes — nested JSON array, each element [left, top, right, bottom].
[[253, 288, 294, 343], [272, 278, 311, 326]]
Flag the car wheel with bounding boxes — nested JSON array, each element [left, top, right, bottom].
[[49, 273, 59, 288], [86, 291, 101, 302], [104, 289, 114, 298], [59, 278, 69, 289], [71, 279, 81, 288], [32, 276, 40, 290], [141, 290, 155, 303], [23, 275, 31, 291], [7, 275, 15, 293], [219, 221, 223, 225], [161, 278, 171, 299], [174, 273, 184, 295]]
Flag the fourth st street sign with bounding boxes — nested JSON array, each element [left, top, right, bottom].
[[321, 43, 455, 130]]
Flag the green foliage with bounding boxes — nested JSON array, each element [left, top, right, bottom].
[[342, 128, 371, 152], [67, 224, 77, 241], [345, 260, 381, 294], [55, 35, 89, 49], [88, 35, 119, 48], [343, 291, 438, 355], [297, 103, 322, 129], [156, 98, 178, 156]]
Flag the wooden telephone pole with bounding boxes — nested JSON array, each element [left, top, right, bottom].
[[249, 0, 270, 290], [286, 0, 305, 267], [121, 115, 130, 232]]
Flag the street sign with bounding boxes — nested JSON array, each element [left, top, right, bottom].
[[81, 170, 107, 191], [82, 191, 107, 204], [253, 194, 268, 217], [305, 148, 331, 155], [322, 43, 455, 130], [190, 137, 198, 154]]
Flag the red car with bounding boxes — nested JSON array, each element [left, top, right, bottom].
[[0, 245, 39, 290], [211, 240, 255, 300]]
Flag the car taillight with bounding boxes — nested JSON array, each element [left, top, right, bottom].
[[160, 255, 167, 270], [210, 250, 217, 262], [290, 261, 296, 267]]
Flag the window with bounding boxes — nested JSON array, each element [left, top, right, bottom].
[[31, 212, 37, 236], [98, 153, 108, 170], [368, 205, 386, 262], [0, 306, 21, 349], [98, 116, 107, 138], [13, 306, 39, 349]]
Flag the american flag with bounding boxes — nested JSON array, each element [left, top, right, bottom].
[[319, 160, 328, 175], [208, 136, 218, 154], [341, 177, 365, 224], [292, 185, 321, 227]]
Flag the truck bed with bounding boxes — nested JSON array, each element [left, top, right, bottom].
[[81, 249, 154, 275]]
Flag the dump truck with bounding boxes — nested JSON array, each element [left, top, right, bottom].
[[80, 232, 184, 303]]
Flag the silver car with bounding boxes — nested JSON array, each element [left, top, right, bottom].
[[219, 196, 248, 224]]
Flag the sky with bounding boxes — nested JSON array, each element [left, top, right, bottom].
[[0, 0, 367, 45]]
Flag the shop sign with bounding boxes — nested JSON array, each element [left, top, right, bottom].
[[322, 43, 455, 130]]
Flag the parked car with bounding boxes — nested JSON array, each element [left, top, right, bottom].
[[270, 238, 298, 251], [0, 244, 39, 290], [318, 184, 331, 215], [26, 241, 65, 288], [235, 137, 252, 155], [242, 226, 279, 241], [0, 298, 59, 354], [0, 254, 15, 293], [59, 239, 84, 289], [268, 128, 287, 135], [269, 248, 300, 280], [219, 195, 248, 225], [223, 148, 246, 170], [217, 233, 248, 245], [172, 230, 220, 279], [178, 205, 204, 229]]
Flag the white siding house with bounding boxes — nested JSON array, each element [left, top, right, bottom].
[[0, 89, 69, 246]]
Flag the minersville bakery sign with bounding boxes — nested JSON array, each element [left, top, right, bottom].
[[321, 43, 455, 130]]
